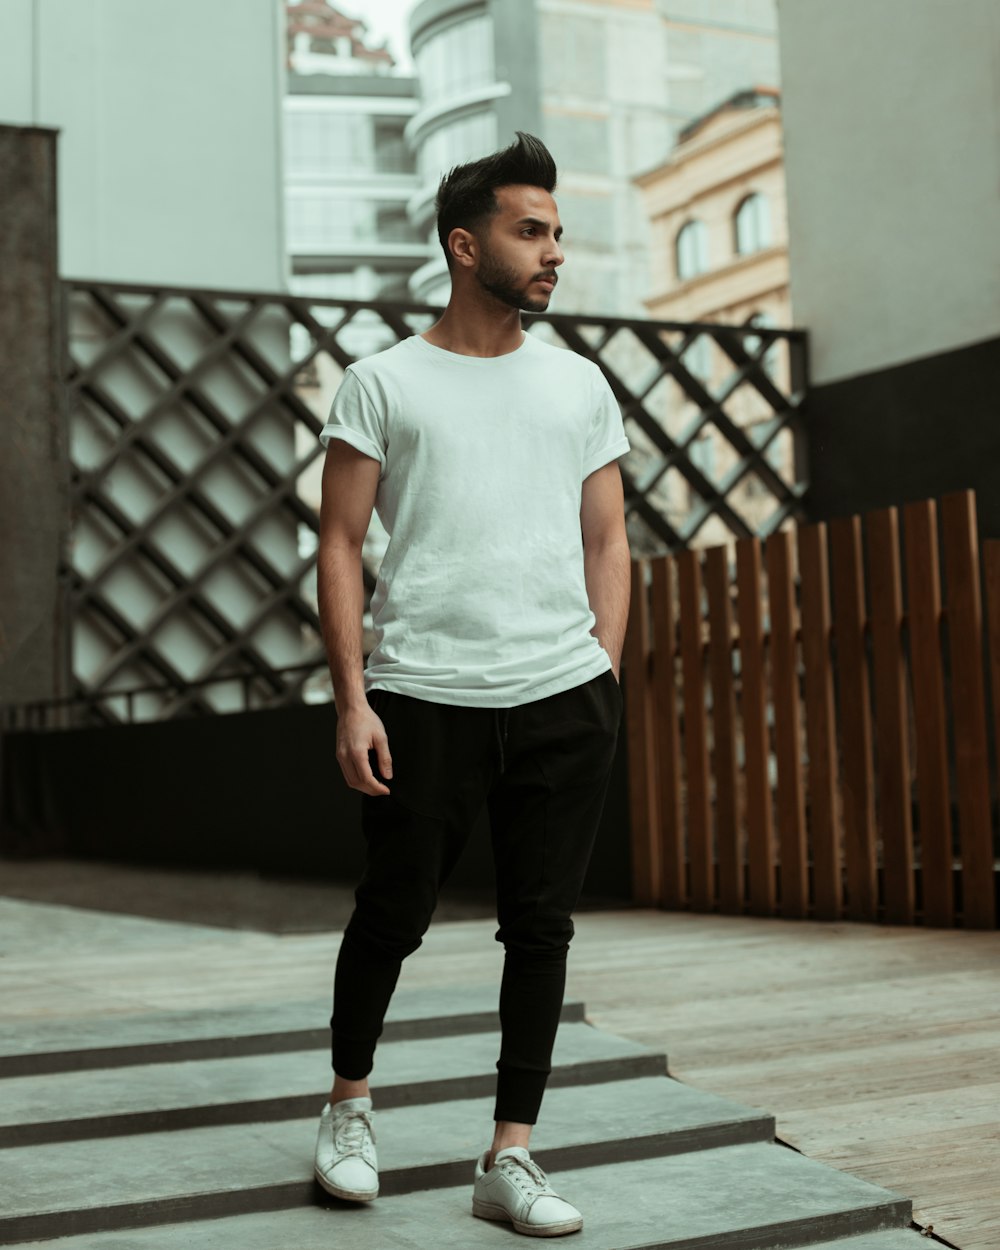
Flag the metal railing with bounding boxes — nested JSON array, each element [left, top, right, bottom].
[[40, 279, 810, 726]]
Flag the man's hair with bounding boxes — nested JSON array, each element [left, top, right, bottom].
[[434, 131, 557, 268]]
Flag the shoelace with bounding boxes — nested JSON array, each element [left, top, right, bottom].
[[333, 1108, 377, 1157], [494, 1153, 561, 1201]]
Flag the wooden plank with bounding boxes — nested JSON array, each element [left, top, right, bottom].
[[798, 521, 842, 920], [735, 537, 775, 915], [623, 557, 662, 906], [902, 500, 954, 926], [705, 544, 742, 913], [983, 538, 1000, 919], [828, 515, 878, 921], [940, 491, 996, 929], [867, 507, 915, 924], [556, 911, 1000, 1250], [650, 555, 685, 909], [678, 548, 713, 911], [765, 528, 808, 918]]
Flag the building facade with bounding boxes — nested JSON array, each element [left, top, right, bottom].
[[636, 88, 788, 328], [283, 2, 426, 307], [405, 0, 780, 316], [633, 87, 794, 542]]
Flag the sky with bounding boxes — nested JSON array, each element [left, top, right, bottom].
[[352, 0, 417, 73]]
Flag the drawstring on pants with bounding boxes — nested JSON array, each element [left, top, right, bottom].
[[494, 707, 511, 774]]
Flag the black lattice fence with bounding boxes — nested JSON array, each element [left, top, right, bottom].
[[31, 279, 807, 727]]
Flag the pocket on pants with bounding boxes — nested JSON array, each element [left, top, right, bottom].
[[366, 691, 481, 822], [596, 666, 623, 720]]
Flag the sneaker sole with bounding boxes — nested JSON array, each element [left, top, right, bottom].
[[472, 1197, 583, 1236], [314, 1167, 379, 1203]]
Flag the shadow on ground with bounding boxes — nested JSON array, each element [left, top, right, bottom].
[[0, 858, 636, 933]]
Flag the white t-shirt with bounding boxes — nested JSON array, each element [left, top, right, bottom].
[[319, 330, 630, 707]]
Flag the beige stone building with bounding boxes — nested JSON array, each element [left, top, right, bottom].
[[633, 87, 797, 546]]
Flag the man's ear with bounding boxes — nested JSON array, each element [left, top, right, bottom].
[[448, 227, 478, 269]]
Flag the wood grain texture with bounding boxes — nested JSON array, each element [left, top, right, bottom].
[[735, 536, 776, 915], [705, 545, 742, 912], [828, 515, 879, 921], [678, 548, 713, 911], [765, 529, 808, 917], [624, 557, 661, 906], [902, 499, 954, 926], [940, 491, 996, 930], [798, 521, 842, 920], [650, 555, 684, 909], [867, 507, 915, 924]]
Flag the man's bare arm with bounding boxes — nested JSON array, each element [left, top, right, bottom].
[[317, 441, 392, 795], [580, 461, 631, 678]]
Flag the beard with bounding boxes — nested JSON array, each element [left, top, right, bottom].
[[475, 243, 553, 313]]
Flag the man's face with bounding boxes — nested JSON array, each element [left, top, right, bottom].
[[473, 185, 565, 312]]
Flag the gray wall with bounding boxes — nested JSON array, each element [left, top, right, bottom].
[[777, 0, 1000, 385], [0, 126, 68, 706], [0, 0, 288, 291]]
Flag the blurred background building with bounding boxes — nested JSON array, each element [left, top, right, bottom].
[[283, 3, 424, 309], [402, 0, 780, 313], [634, 84, 790, 527]]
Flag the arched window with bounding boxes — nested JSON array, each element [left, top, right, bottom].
[[675, 219, 708, 280], [734, 193, 772, 255]]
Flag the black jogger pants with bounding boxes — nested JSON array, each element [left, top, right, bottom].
[[329, 665, 623, 1125]]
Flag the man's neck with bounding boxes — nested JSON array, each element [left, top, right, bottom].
[[421, 303, 524, 358]]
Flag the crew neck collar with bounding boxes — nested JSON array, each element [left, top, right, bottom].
[[411, 331, 531, 364]]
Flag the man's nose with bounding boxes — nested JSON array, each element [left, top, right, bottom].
[[545, 239, 565, 267]]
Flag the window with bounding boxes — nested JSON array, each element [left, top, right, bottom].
[[734, 193, 772, 255], [286, 195, 420, 249], [285, 111, 370, 176], [373, 119, 415, 175], [675, 220, 708, 280], [284, 112, 414, 178]]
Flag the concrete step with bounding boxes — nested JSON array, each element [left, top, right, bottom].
[[0, 1074, 775, 1244], [0, 1141, 913, 1249], [0, 1021, 668, 1145], [0, 985, 578, 1076]]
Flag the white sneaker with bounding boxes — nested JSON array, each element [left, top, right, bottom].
[[472, 1145, 583, 1237], [314, 1097, 379, 1202]]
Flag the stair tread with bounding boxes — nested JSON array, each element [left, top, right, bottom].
[[0, 1075, 773, 1231], [0, 1021, 664, 1134], [0, 1141, 912, 1249], [0, 985, 553, 1073]]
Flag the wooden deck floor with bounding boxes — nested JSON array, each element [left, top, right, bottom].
[[3, 899, 997, 1249]]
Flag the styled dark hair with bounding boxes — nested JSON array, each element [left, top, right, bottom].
[[434, 131, 557, 268]]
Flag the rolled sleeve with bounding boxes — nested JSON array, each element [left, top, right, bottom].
[[582, 366, 630, 479], [319, 369, 387, 471]]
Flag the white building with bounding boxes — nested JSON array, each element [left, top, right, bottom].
[[283, 2, 427, 305], [404, 0, 780, 316]]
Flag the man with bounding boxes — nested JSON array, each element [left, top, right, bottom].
[[313, 131, 631, 1237]]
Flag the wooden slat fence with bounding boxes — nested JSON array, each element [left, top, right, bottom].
[[622, 488, 999, 928]]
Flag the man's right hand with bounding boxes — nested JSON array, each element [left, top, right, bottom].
[[336, 704, 394, 796]]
